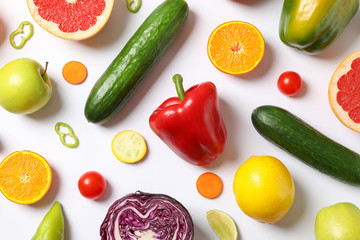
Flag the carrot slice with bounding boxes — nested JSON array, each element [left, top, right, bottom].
[[196, 172, 223, 199], [62, 61, 87, 84]]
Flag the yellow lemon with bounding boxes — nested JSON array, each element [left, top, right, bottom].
[[233, 155, 295, 224]]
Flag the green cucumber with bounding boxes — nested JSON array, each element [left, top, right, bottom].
[[251, 105, 360, 185], [84, 0, 189, 123]]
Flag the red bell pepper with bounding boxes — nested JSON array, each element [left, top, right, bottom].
[[149, 74, 227, 166]]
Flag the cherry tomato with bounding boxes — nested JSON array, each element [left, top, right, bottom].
[[78, 171, 107, 199], [277, 71, 303, 96]]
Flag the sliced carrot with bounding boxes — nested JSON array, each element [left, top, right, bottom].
[[62, 61, 88, 84], [196, 172, 223, 199]]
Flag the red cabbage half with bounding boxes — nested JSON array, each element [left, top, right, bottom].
[[100, 191, 194, 240]]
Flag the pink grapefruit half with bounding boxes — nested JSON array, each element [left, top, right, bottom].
[[27, 0, 114, 40], [329, 50, 360, 132]]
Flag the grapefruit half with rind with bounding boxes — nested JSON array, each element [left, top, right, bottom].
[[329, 50, 360, 133], [26, 0, 114, 40]]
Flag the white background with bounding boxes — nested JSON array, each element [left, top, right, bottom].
[[0, 0, 359, 239]]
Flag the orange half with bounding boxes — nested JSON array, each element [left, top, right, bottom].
[[207, 21, 265, 75], [0, 150, 52, 204]]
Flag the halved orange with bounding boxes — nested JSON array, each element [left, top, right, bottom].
[[0, 150, 52, 204], [26, 0, 114, 40], [329, 50, 360, 132], [207, 21, 265, 75]]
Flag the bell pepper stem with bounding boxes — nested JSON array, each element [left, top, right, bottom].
[[173, 74, 185, 101]]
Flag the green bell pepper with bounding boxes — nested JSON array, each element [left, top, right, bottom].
[[279, 0, 359, 54]]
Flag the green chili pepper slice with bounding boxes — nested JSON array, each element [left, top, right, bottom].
[[126, 0, 141, 13], [9, 21, 33, 49], [55, 122, 79, 148]]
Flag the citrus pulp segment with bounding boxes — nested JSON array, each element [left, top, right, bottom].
[[206, 209, 238, 240], [0, 150, 52, 204], [329, 50, 360, 133], [207, 21, 265, 75], [26, 0, 114, 40], [111, 130, 147, 163]]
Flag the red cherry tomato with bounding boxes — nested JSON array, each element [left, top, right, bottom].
[[277, 71, 303, 96], [78, 171, 107, 199]]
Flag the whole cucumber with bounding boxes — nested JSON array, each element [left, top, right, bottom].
[[84, 0, 189, 123], [251, 105, 360, 185]]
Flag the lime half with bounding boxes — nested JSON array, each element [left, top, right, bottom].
[[206, 209, 238, 240], [111, 130, 147, 163]]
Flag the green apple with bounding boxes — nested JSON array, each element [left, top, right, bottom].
[[0, 58, 52, 114], [315, 202, 360, 240]]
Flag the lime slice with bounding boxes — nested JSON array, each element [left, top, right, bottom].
[[206, 209, 238, 240], [111, 130, 147, 163]]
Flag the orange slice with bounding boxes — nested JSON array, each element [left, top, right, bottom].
[[26, 0, 114, 40], [0, 150, 52, 204], [207, 21, 265, 75], [329, 50, 360, 132]]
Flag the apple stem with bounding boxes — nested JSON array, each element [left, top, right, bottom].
[[42, 62, 49, 78]]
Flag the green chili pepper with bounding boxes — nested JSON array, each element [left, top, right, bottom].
[[127, 0, 141, 13], [55, 122, 79, 148], [31, 201, 64, 240], [9, 21, 33, 49]]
